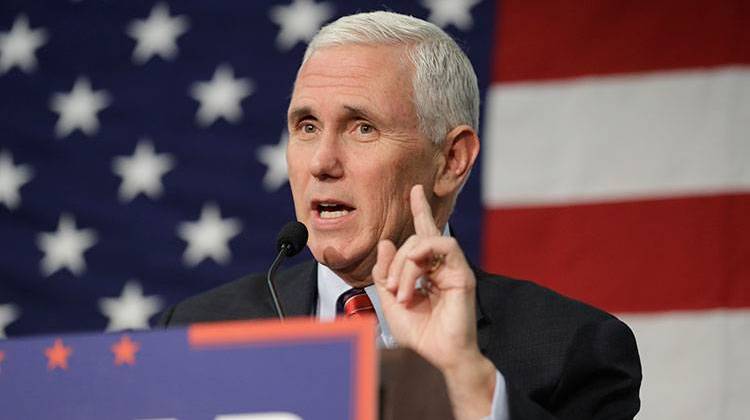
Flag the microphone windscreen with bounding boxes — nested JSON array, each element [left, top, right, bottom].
[[276, 221, 308, 257]]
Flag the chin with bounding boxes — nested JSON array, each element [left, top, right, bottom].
[[312, 241, 371, 275], [315, 243, 356, 269]]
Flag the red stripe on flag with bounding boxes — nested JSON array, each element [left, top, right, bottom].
[[493, 0, 750, 83], [482, 193, 750, 312]]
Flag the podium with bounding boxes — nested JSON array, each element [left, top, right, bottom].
[[0, 318, 454, 420], [380, 348, 454, 420]]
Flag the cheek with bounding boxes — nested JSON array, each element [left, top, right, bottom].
[[355, 149, 425, 207], [286, 146, 303, 179], [286, 147, 308, 216], [367, 164, 412, 223]]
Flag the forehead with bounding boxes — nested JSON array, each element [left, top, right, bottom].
[[289, 44, 415, 117]]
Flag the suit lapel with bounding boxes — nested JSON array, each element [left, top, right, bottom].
[[275, 260, 318, 317], [455, 227, 490, 352], [473, 266, 491, 354], [476, 304, 491, 355]]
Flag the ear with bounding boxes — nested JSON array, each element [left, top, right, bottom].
[[433, 125, 480, 198]]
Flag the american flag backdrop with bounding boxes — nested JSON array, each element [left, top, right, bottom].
[[0, 0, 492, 336], [0, 1, 747, 419]]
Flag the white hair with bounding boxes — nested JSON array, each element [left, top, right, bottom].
[[301, 11, 480, 145]]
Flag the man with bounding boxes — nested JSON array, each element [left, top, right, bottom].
[[160, 11, 641, 420]]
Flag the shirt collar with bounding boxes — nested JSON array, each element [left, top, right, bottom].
[[316, 263, 354, 321], [315, 224, 451, 343]]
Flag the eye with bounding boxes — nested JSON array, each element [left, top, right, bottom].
[[358, 123, 374, 135], [303, 123, 316, 134]]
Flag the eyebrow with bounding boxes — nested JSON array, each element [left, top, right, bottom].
[[287, 104, 380, 126], [342, 105, 377, 122], [287, 106, 314, 124]]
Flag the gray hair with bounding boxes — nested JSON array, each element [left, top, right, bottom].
[[301, 11, 480, 145]]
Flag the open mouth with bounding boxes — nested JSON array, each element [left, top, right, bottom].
[[314, 201, 356, 219]]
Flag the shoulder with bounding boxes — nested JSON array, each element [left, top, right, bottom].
[[158, 260, 316, 326], [473, 268, 640, 399], [474, 268, 616, 328]]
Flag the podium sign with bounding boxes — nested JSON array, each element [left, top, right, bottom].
[[0, 318, 376, 420]]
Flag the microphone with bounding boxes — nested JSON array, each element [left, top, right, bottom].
[[266, 221, 308, 320]]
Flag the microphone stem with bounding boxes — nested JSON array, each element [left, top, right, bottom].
[[266, 245, 289, 320]]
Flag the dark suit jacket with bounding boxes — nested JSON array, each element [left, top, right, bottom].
[[159, 260, 641, 420]]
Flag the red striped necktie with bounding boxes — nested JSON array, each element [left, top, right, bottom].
[[336, 288, 376, 319]]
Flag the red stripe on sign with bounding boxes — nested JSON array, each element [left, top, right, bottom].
[[493, 0, 750, 83], [482, 193, 750, 313]]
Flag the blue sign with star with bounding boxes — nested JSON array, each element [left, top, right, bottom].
[[0, 318, 377, 419]]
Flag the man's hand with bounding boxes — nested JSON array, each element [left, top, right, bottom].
[[372, 184, 497, 420]]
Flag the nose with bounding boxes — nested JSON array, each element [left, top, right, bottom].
[[309, 133, 344, 181]]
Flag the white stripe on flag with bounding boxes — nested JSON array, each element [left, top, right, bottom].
[[482, 66, 750, 206], [619, 309, 750, 420]]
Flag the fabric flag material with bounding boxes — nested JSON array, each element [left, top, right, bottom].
[[2, 0, 747, 419], [0, 0, 492, 338], [482, 1, 749, 419]]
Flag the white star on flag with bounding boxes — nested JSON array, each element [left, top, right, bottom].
[[269, 0, 334, 51], [37, 213, 98, 276], [177, 202, 243, 267], [126, 2, 190, 64], [98, 280, 163, 332], [0, 14, 48, 75], [257, 131, 289, 192], [189, 64, 253, 127], [0, 303, 20, 339], [112, 139, 175, 202], [0, 149, 34, 210], [49, 76, 112, 138], [421, 0, 481, 31]]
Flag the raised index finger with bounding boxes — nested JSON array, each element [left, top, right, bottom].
[[410, 184, 441, 236]]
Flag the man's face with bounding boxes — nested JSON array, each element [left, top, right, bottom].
[[286, 44, 438, 286]]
